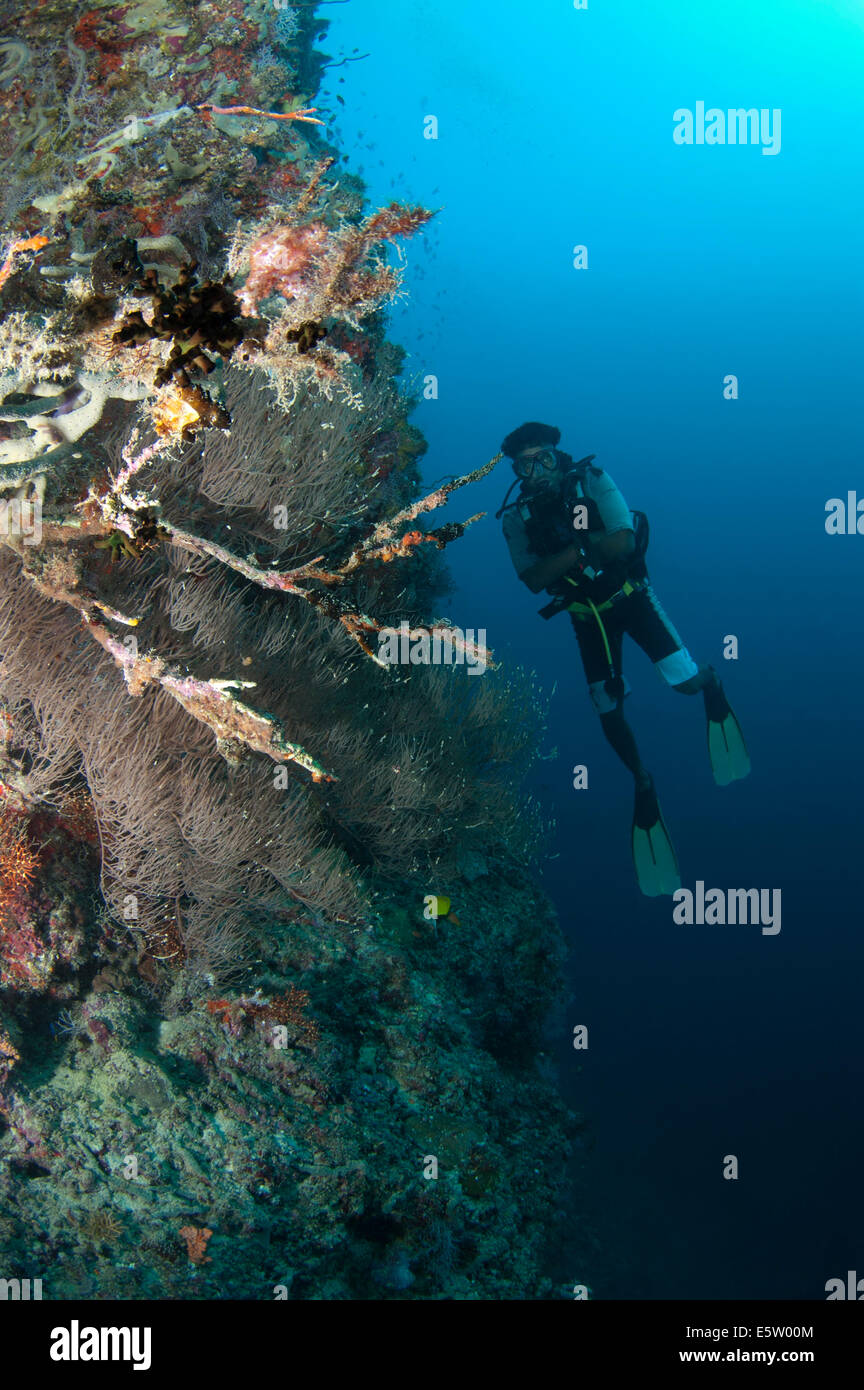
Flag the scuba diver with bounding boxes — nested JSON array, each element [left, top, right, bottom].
[[498, 422, 750, 897]]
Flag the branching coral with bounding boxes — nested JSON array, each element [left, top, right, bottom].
[[237, 220, 331, 311], [206, 986, 319, 1049], [227, 183, 434, 402], [0, 814, 39, 896], [0, 353, 532, 989], [0, 0, 567, 1312], [179, 1225, 212, 1264], [0, 6, 543, 1003], [233, 200, 434, 322]]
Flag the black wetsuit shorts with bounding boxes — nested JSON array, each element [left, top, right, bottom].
[[570, 582, 699, 715]]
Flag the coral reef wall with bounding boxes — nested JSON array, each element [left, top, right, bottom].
[[0, 1, 574, 1297]]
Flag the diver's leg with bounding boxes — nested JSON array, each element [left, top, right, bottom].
[[599, 707, 652, 790], [671, 665, 717, 696], [573, 610, 680, 893], [572, 615, 650, 788], [627, 587, 750, 782], [625, 583, 703, 693]]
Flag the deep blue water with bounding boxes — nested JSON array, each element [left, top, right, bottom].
[[323, 0, 864, 1298]]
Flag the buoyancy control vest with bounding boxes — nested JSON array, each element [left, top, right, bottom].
[[518, 475, 602, 557], [502, 454, 650, 610]]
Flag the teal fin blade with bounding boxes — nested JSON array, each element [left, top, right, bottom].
[[707, 708, 751, 786], [632, 781, 681, 897]]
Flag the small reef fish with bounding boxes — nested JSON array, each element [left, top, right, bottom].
[[423, 894, 460, 925]]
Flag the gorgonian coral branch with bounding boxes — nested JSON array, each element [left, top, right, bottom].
[[325, 455, 501, 578], [196, 102, 325, 125], [360, 455, 501, 547], [19, 565, 335, 782], [89, 454, 500, 665]]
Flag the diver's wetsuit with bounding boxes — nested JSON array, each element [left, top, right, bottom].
[[502, 454, 700, 715], [501, 444, 749, 896], [569, 586, 698, 714]]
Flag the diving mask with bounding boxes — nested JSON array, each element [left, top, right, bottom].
[[514, 447, 559, 481]]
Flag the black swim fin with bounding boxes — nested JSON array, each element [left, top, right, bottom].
[[631, 776, 681, 897], [704, 678, 751, 786]]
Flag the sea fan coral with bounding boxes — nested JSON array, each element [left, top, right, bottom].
[[0, 0, 568, 1307]]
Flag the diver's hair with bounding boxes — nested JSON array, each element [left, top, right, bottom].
[[500, 421, 561, 459]]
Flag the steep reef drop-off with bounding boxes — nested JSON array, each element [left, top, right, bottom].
[[0, 1, 575, 1297]]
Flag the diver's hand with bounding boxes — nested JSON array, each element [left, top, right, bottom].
[[522, 541, 585, 594]]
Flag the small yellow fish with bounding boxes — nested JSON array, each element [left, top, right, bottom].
[[423, 894, 460, 925]]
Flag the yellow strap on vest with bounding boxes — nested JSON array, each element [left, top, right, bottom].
[[565, 579, 639, 673], [565, 579, 637, 616]]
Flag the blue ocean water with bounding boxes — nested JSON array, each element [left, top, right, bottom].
[[324, 0, 864, 1298]]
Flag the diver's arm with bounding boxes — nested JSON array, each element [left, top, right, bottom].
[[581, 469, 636, 564], [586, 529, 636, 564], [521, 542, 585, 594], [522, 529, 635, 593]]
